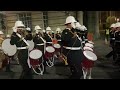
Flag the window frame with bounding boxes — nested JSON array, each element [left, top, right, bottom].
[[18, 13, 32, 30]]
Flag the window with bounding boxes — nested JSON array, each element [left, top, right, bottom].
[[43, 11, 48, 29], [18, 13, 32, 30], [0, 14, 6, 30]]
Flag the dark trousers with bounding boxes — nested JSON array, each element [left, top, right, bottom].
[[65, 49, 83, 79], [106, 46, 116, 61], [18, 49, 33, 79]]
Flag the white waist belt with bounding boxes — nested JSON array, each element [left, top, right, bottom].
[[57, 40, 61, 41], [111, 38, 115, 40], [36, 43, 44, 45], [115, 41, 120, 42], [82, 41, 85, 43], [17, 47, 28, 50], [63, 46, 81, 50], [46, 42, 52, 43]]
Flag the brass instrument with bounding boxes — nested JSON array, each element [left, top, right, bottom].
[[59, 53, 68, 65]]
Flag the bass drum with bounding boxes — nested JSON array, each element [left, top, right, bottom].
[[2, 39, 17, 56], [82, 50, 97, 69]]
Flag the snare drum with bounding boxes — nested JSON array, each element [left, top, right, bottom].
[[29, 49, 43, 67], [2, 39, 17, 56], [53, 44, 61, 53], [82, 50, 97, 69], [44, 46, 55, 59], [29, 49, 44, 75]]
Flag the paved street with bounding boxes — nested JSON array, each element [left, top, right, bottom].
[[0, 39, 120, 79]]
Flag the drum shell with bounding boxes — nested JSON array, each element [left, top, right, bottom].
[[82, 56, 94, 69], [29, 57, 42, 68], [44, 46, 55, 59], [82, 50, 96, 69], [44, 51, 54, 60], [29, 49, 43, 68], [54, 48, 60, 53]]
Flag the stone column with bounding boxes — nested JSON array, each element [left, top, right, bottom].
[[78, 11, 83, 25], [87, 11, 100, 40]]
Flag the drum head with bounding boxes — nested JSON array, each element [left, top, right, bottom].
[[83, 51, 97, 61], [2, 39, 17, 56], [83, 46, 93, 52], [53, 44, 61, 49], [27, 40, 35, 51], [29, 49, 42, 59], [46, 46, 55, 53], [85, 43, 94, 48], [88, 41, 94, 45]]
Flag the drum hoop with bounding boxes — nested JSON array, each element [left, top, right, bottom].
[[83, 51, 97, 61], [53, 44, 61, 48], [85, 43, 94, 48], [2, 39, 17, 56], [29, 49, 42, 59], [83, 47, 93, 52], [46, 46, 55, 53]]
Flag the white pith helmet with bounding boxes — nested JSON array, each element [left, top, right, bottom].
[[14, 21, 25, 28], [35, 25, 41, 30], [65, 16, 77, 25], [46, 26, 51, 31]]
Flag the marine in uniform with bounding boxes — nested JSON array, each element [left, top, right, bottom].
[[33, 26, 48, 74], [5, 34, 14, 72], [42, 27, 53, 72], [44, 26, 53, 46], [55, 28, 62, 45], [25, 27, 33, 40], [61, 16, 83, 79], [10, 21, 33, 79], [105, 23, 116, 60], [75, 22, 88, 47], [114, 22, 120, 65]]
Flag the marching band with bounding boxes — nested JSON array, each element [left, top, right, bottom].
[[0, 15, 109, 79]]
